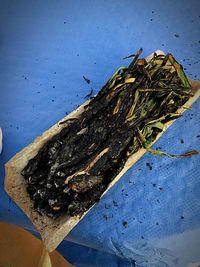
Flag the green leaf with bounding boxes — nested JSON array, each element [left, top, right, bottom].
[[108, 67, 126, 89], [146, 147, 198, 158], [126, 89, 140, 121], [151, 121, 165, 130], [168, 54, 191, 89]]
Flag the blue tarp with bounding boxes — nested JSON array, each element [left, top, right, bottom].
[[0, 1, 200, 266]]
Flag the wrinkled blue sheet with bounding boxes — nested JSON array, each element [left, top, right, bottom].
[[0, 1, 200, 266]]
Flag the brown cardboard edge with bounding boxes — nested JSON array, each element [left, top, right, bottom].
[[4, 51, 200, 252], [4, 101, 91, 252]]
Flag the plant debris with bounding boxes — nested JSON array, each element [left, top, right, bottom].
[[113, 200, 118, 207], [103, 215, 108, 220], [21, 50, 197, 218], [83, 75, 90, 84], [123, 221, 128, 228], [84, 88, 93, 99], [146, 162, 152, 170]]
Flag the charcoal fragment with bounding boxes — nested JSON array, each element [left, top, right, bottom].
[[123, 221, 128, 228]]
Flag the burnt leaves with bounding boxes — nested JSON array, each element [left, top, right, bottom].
[[22, 50, 196, 218]]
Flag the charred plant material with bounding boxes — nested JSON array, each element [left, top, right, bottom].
[[21, 50, 197, 218]]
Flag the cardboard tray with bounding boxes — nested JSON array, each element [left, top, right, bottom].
[[5, 51, 200, 252]]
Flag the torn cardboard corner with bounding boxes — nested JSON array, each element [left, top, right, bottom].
[[4, 51, 200, 252]]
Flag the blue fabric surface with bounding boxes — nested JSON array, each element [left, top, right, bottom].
[[0, 1, 200, 266]]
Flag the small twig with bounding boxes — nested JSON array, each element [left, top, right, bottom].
[[123, 54, 136, 60], [84, 88, 93, 99], [83, 75, 90, 84]]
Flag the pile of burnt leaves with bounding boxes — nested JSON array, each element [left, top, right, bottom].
[[21, 49, 197, 218]]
